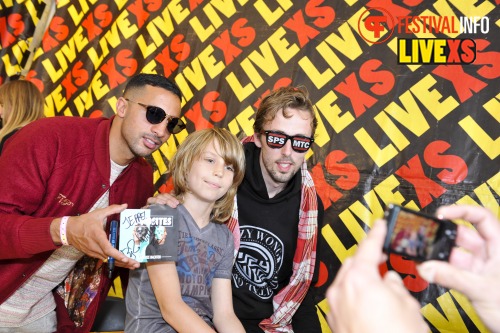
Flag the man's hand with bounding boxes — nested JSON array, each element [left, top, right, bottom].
[[53, 204, 140, 269], [146, 192, 179, 208]]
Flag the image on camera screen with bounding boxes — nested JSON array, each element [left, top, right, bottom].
[[389, 210, 440, 259]]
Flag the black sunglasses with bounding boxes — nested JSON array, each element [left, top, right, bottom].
[[261, 130, 314, 153], [125, 98, 185, 134]]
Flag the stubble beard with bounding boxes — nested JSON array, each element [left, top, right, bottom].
[[263, 158, 298, 185]]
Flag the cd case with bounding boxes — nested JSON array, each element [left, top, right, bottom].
[[118, 205, 179, 262]]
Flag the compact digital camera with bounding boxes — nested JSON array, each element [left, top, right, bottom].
[[382, 204, 457, 262]]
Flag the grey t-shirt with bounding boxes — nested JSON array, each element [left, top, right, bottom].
[[125, 204, 234, 333]]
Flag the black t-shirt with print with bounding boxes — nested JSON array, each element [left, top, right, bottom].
[[232, 142, 322, 333]]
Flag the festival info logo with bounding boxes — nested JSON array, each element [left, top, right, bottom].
[[358, 7, 490, 65]]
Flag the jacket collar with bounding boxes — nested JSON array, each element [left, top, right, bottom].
[[94, 116, 114, 183]]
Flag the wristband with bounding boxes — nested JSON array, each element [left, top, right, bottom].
[[60, 216, 70, 246]]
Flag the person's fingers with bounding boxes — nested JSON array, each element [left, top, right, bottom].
[[448, 246, 477, 270], [439, 205, 498, 263], [100, 238, 123, 257], [326, 280, 341, 329], [327, 259, 359, 309], [416, 261, 438, 284], [116, 257, 140, 269], [100, 203, 128, 218], [103, 246, 140, 268], [147, 193, 180, 207], [147, 196, 161, 205], [73, 205, 125, 259], [353, 219, 388, 266], [326, 277, 354, 333], [332, 220, 387, 287], [326, 312, 335, 332], [328, 311, 349, 333], [417, 261, 484, 300], [455, 225, 486, 259], [384, 270, 403, 285], [383, 271, 410, 296], [438, 205, 500, 244], [332, 257, 353, 286], [384, 271, 423, 308], [115, 259, 140, 269]]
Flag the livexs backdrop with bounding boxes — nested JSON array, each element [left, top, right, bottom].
[[1, 0, 499, 331]]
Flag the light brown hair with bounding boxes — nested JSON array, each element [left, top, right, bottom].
[[170, 128, 245, 224], [253, 86, 317, 136]]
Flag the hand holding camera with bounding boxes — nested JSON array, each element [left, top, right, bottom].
[[417, 205, 500, 333], [327, 204, 500, 333]]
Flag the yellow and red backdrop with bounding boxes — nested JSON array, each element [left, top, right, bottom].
[[1, 0, 499, 332]]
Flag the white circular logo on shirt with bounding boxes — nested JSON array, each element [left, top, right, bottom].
[[232, 226, 284, 299]]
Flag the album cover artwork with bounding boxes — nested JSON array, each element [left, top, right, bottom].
[[118, 204, 179, 262]]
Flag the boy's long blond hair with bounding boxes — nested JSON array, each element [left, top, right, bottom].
[[170, 128, 245, 224]]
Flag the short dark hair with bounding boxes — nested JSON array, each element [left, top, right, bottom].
[[124, 74, 181, 99]]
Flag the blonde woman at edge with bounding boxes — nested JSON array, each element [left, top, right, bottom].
[[0, 80, 44, 155]]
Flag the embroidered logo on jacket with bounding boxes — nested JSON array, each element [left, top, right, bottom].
[[56, 193, 74, 206]]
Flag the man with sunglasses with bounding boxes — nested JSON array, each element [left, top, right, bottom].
[[228, 86, 323, 333], [151, 86, 323, 332], [0, 73, 184, 333]]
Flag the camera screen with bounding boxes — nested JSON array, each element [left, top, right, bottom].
[[383, 204, 457, 262], [388, 210, 440, 260]]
